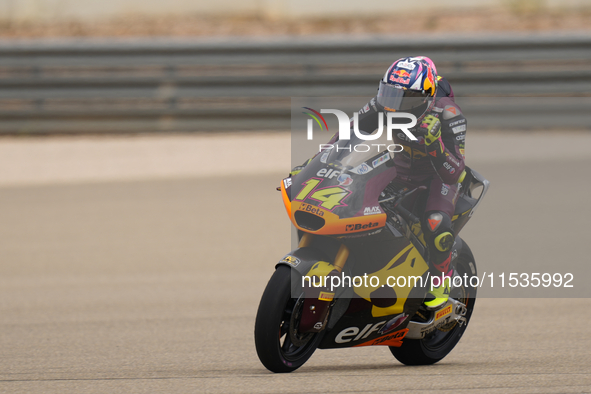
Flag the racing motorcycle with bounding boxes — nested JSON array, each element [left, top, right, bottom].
[[254, 132, 489, 373]]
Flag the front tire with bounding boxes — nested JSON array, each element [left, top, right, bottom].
[[389, 244, 477, 365], [254, 265, 323, 373]]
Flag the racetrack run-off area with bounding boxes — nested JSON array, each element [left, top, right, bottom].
[[1, 132, 590, 393]]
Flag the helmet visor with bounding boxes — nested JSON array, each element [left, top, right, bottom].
[[377, 82, 430, 111]]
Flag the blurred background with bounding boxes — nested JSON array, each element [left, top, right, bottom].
[[2, 2, 591, 392], [0, 0, 590, 134]]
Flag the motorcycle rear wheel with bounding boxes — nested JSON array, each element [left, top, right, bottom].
[[389, 244, 477, 365], [254, 265, 324, 373]]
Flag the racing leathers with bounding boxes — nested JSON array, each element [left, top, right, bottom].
[[352, 77, 467, 278]]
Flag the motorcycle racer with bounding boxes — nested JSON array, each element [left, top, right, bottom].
[[292, 56, 467, 308], [357, 56, 466, 308]]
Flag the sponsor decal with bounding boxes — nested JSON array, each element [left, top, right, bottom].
[[443, 162, 456, 174], [283, 178, 292, 189], [320, 150, 330, 163], [363, 206, 381, 215], [443, 105, 459, 120], [372, 153, 390, 168], [393, 69, 411, 78], [345, 222, 380, 232], [369, 329, 406, 346], [453, 125, 467, 134], [456, 134, 465, 141], [279, 255, 301, 267], [389, 75, 410, 84], [432, 107, 443, 113], [459, 148, 465, 157], [435, 304, 452, 320], [337, 173, 353, 187], [314, 322, 323, 330], [449, 119, 465, 127], [335, 321, 386, 343], [428, 218, 441, 231], [351, 162, 372, 175], [445, 106, 457, 116], [300, 203, 325, 217], [441, 184, 449, 195], [317, 168, 341, 179], [396, 60, 416, 70], [318, 292, 335, 301]]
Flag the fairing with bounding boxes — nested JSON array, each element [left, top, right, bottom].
[[283, 134, 396, 237]]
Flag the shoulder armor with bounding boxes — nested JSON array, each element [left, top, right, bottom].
[[442, 104, 462, 120]]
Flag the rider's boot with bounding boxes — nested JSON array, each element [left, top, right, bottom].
[[423, 219, 455, 308], [424, 272, 451, 308], [425, 250, 453, 308]]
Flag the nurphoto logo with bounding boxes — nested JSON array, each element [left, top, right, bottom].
[[303, 107, 419, 153]]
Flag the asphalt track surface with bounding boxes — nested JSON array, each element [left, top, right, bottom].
[[1, 133, 591, 393]]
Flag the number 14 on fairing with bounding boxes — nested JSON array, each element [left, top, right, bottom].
[[294, 178, 350, 210]]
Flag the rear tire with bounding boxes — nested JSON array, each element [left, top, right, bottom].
[[254, 265, 323, 373], [389, 244, 477, 365]]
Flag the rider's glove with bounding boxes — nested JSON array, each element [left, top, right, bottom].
[[419, 115, 442, 146]]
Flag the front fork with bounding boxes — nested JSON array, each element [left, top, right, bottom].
[[297, 233, 349, 333]]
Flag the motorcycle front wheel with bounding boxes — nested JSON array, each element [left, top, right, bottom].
[[254, 265, 324, 373], [389, 243, 477, 365]]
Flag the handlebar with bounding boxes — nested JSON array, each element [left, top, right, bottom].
[[394, 204, 421, 225], [378, 185, 426, 225]]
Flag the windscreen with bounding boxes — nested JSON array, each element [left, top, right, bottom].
[[322, 128, 395, 170]]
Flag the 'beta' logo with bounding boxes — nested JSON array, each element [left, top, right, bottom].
[[301, 203, 324, 217], [345, 222, 379, 232]]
